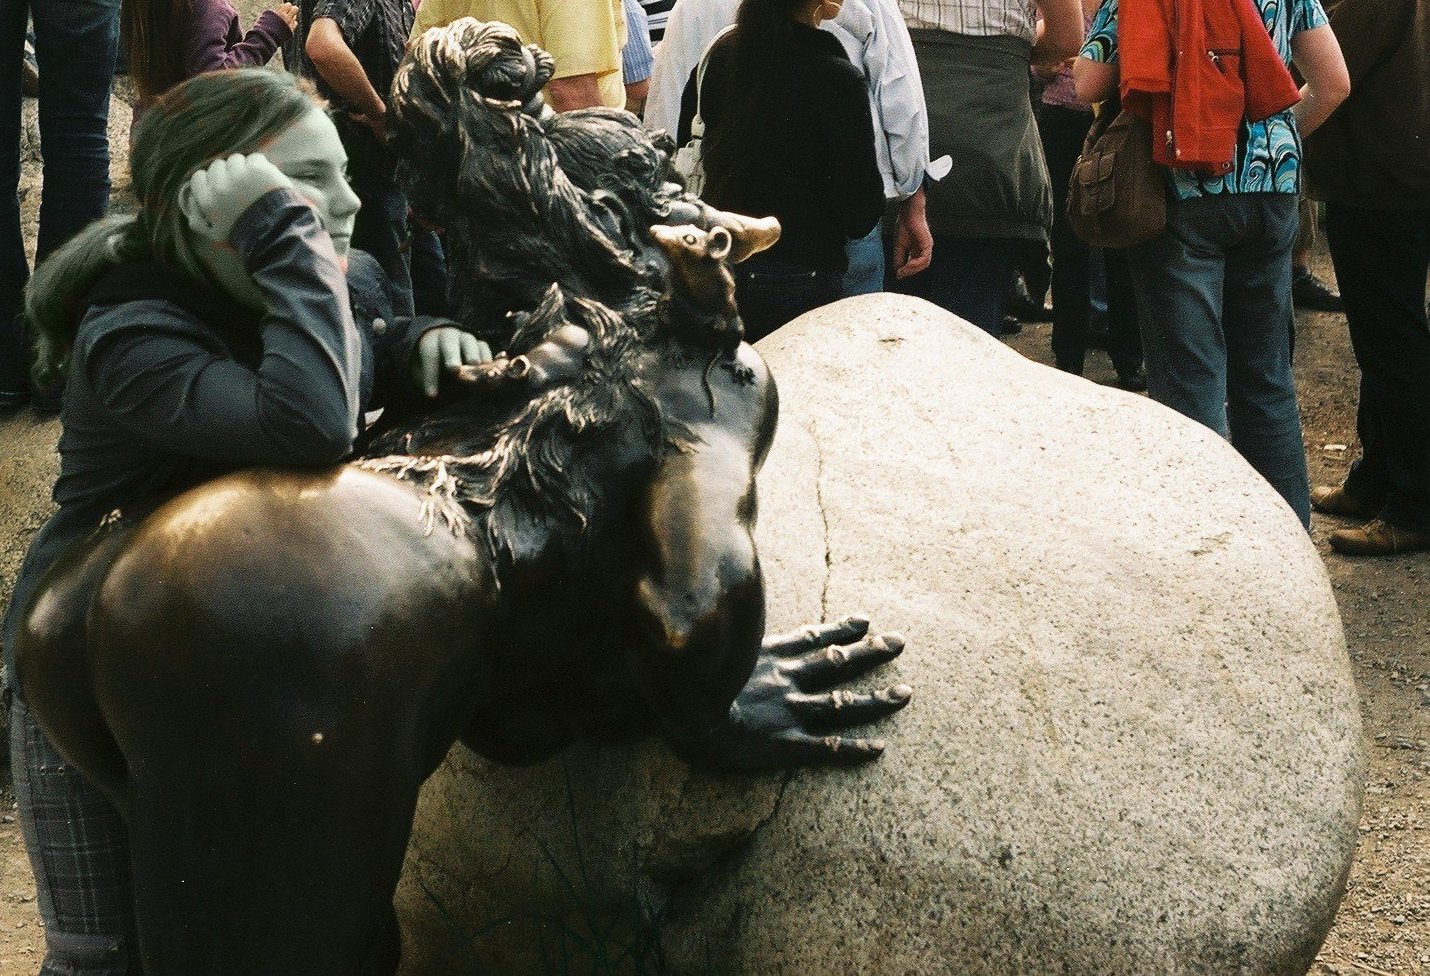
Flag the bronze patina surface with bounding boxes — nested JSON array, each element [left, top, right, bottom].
[[14, 19, 909, 974]]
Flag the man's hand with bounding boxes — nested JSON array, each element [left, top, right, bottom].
[[679, 616, 912, 772], [545, 72, 606, 112], [180, 153, 294, 243], [413, 326, 492, 397], [349, 106, 387, 143], [306, 17, 388, 140], [892, 188, 933, 280]]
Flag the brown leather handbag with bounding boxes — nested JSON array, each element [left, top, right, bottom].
[[1067, 105, 1167, 249]]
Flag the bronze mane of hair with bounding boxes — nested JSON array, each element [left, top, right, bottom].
[[390, 19, 667, 343], [359, 282, 667, 574]]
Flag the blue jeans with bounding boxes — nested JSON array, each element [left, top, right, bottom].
[[0, 0, 118, 395], [1325, 204, 1430, 532], [1127, 193, 1310, 528], [893, 234, 1019, 336], [842, 224, 885, 297]]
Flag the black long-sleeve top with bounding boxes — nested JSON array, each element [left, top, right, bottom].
[[2, 189, 430, 682], [678, 22, 885, 274]]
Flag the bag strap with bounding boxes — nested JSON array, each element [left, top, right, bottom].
[[689, 25, 736, 142], [1081, 89, 1123, 154]]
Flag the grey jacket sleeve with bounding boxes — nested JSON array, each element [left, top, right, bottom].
[[84, 189, 365, 465]]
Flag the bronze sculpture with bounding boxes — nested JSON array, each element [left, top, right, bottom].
[[14, 20, 910, 975]]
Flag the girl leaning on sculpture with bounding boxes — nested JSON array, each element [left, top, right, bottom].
[[3, 68, 494, 976], [3, 18, 911, 976]]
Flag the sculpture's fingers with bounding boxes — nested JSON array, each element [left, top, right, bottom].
[[763, 615, 870, 656], [780, 731, 887, 766], [789, 684, 912, 729], [784, 633, 905, 690]]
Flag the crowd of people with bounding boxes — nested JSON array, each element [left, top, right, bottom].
[[0, 0, 1424, 970]]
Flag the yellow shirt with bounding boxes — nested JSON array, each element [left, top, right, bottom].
[[411, 0, 627, 109]]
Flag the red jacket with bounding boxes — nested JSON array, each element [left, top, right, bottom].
[[1120, 0, 1302, 170]]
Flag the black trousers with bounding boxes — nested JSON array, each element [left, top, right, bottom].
[[1041, 104, 1142, 375], [735, 256, 843, 344], [1325, 204, 1430, 531]]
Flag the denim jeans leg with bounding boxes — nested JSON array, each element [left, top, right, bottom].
[[1103, 248, 1144, 377], [0, 0, 30, 396], [1325, 204, 1430, 531], [895, 235, 1019, 336], [1126, 199, 1231, 438], [344, 124, 415, 318], [1219, 193, 1309, 527], [30, 0, 118, 261], [350, 168, 414, 318], [842, 225, 885, 297]]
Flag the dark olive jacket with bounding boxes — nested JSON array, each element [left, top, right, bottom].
[[1303, 0, 1430, 209]]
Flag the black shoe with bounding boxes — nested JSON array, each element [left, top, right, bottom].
[[1009, 281, 1051, 322], [30, 381, 64, 415], [1115, 367, 1147, 392], [1010, 296, 1052, 322], [1292, 267, 1343, 312], [1, 353, 29, 408], [1000, 314, 1022, 336]]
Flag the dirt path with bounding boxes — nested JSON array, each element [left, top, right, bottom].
[[0, 92, 1425, 976]]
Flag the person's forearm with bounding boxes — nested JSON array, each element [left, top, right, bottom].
[[625, 78, 650, 116], [1073, 56, 1117, 104], [546, 73, 606, 112], [305, 18, 385, 119], [1032, 0, 1084, 66], [1292, 83, 1342, 138], [1291, 24, 1350, 138]]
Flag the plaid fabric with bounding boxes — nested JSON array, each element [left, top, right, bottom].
[[896, 0, 1038, 41], [10, 695, 139, 975]]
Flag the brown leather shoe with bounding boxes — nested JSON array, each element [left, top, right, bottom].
[[1329, 518, 1430, 556], [1310, 484, 1378, 519]]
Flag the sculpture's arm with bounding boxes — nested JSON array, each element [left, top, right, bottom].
[[631, 440, 911, 772]]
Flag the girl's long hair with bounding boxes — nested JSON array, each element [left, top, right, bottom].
[[122, 0, 194, 101], [29, 69, 317, 386], [700, 0, 808, 208]]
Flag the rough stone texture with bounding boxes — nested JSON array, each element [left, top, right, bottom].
[[394, 295, 1364, 976]]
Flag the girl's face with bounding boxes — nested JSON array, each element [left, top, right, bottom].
[[260, 106, 362, 256]]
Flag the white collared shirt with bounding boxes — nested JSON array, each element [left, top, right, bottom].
[[645, 0, 931, 200], [896, 0, 1039, 43]]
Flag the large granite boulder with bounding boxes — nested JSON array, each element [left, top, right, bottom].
[[395, 294, 1364, 976]]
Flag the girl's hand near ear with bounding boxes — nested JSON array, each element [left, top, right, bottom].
[[181, 153, 295, 244]]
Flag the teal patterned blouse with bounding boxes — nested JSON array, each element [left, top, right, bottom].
[[1081, 0, 1328, 199]]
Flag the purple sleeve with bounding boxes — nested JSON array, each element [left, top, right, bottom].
[[184, 0, 292, 77]]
